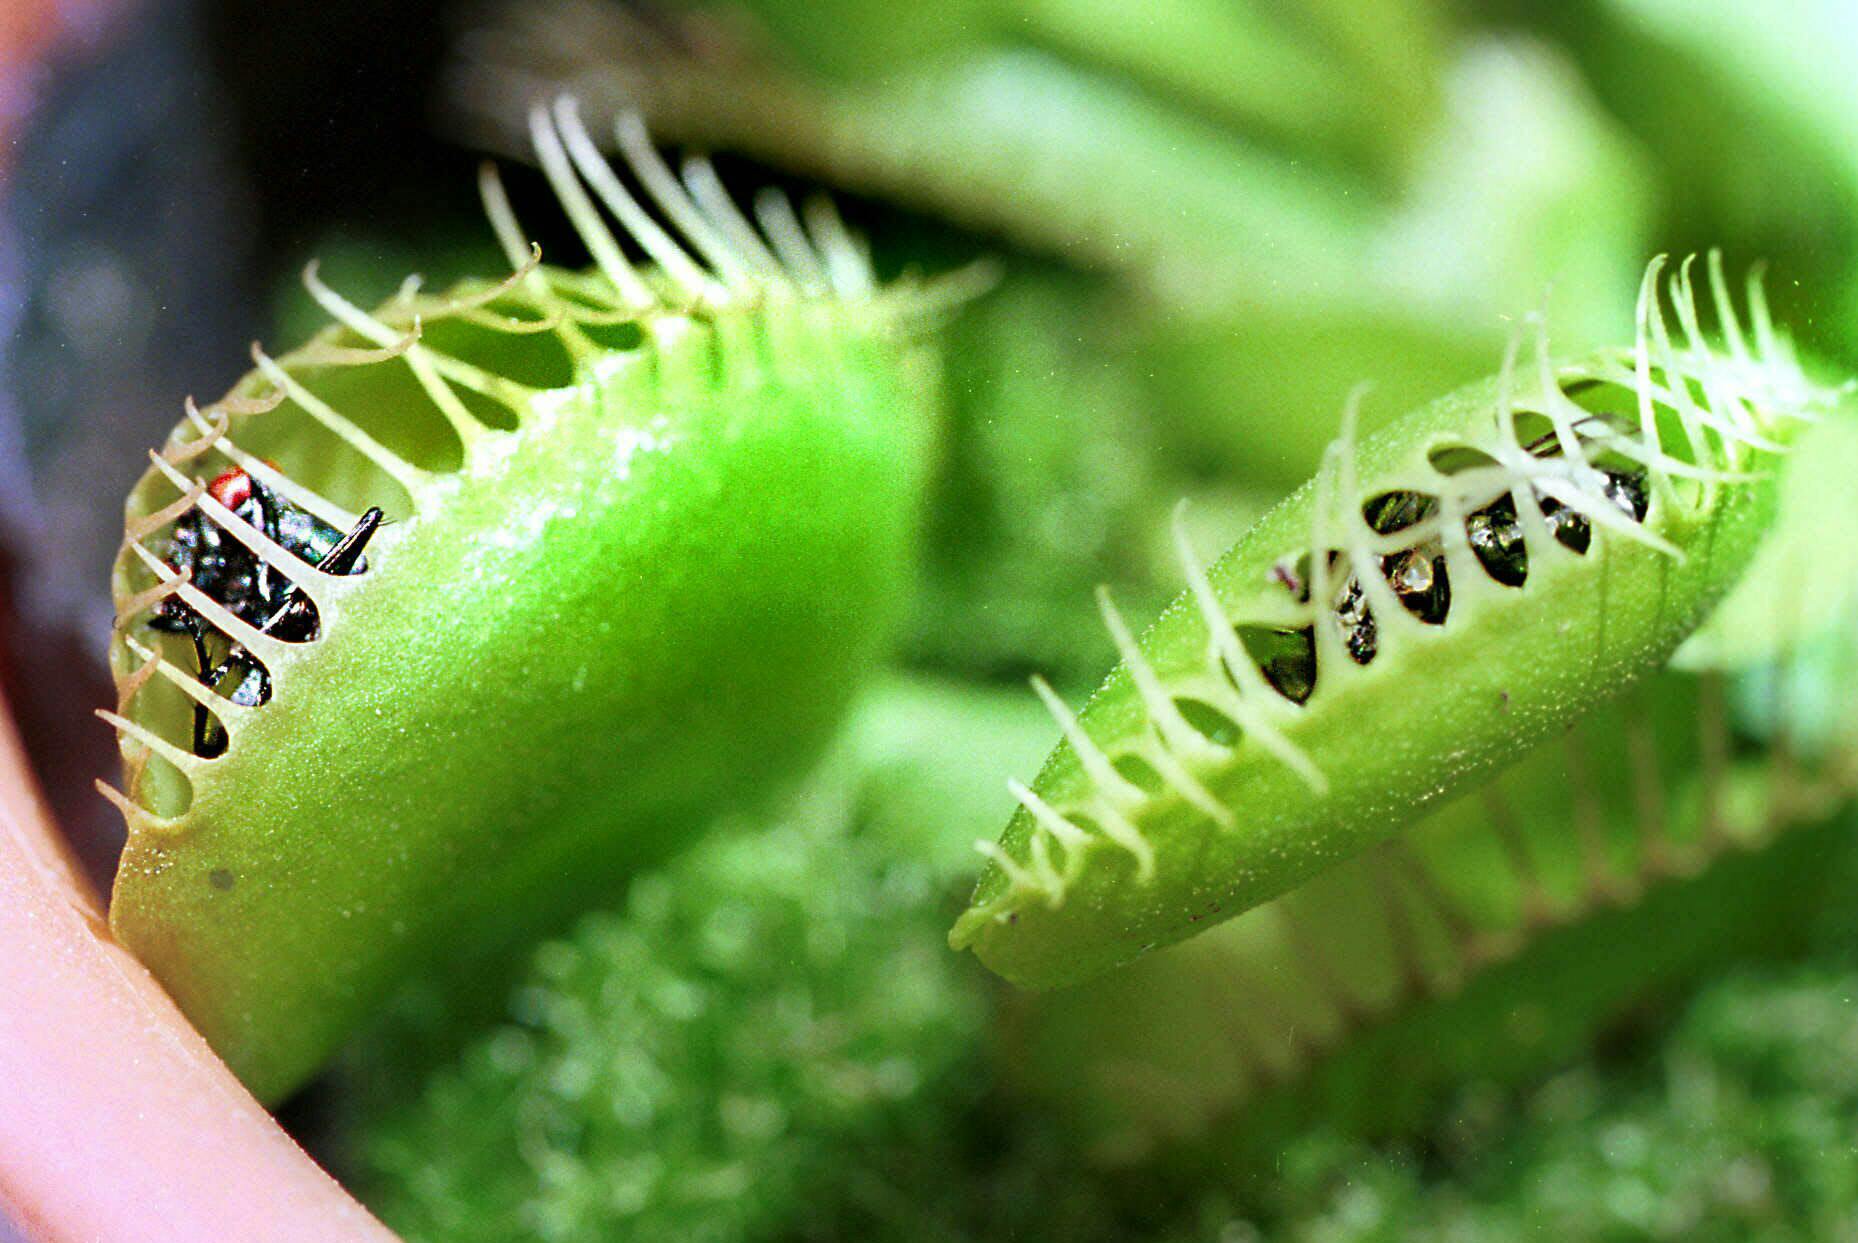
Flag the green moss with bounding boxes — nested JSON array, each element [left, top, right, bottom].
[[1186, 954, 1858, 1243], [347, 771, 986, 1243]]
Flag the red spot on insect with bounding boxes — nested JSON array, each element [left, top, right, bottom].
[[208, 468, 253, 511]]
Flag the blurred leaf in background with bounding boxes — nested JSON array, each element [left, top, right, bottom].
[[1544, 0, 1858, 347]]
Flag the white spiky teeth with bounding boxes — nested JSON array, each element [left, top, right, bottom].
[[974, 253, 1837, 926]]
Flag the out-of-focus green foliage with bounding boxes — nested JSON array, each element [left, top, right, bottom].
[[1186, 953, 1858, 1243], [907, 267, 1160, 689], [1546, 0, 1858, 350], [668, 0, 1447, 181], [349, 771, 987, 1243], [1138, 33, 1654, 485]]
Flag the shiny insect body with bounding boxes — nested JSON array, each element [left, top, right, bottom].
[[145, 467, 382, 755]]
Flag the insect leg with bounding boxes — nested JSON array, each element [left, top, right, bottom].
[[185, 627, 236, 757], [317, 507, 384, 575]]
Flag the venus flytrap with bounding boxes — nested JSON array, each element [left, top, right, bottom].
[[1012, 650, 1858, 1162], [954, 256, 1846, 990], [99, 100, 946, 1102], [1003, 425, 1858, 1161]]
